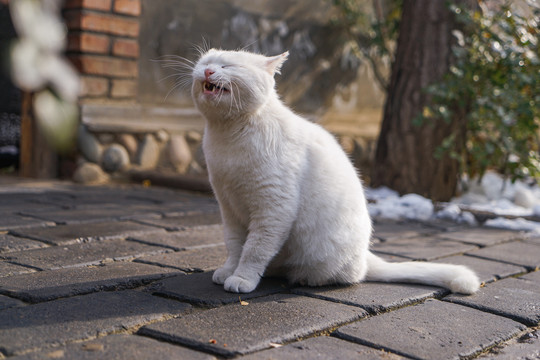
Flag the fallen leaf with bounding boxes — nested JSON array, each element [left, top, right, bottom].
[[46, 350, 64, 359], [239, 297, 249, 306], [81, 343, 104, 352]]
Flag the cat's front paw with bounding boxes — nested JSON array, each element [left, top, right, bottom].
[[224, 275, 259, 293], [212, 267, 235, 285]]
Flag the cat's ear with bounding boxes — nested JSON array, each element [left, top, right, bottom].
[[265, 51, 289, 76]]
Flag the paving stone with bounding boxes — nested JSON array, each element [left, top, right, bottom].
[[292, 282, 445, 314], [135, 245, 227, 272], [335, 299, 526, 360], [139, 294, 367, 358], [20, 205, 162, 225], [0, 214, 54, 231], [370, 251, 410, 262], [0, 262, 181, 303], [371, 236, 478, 261], [0, 239, 170, 270], [419, 218, 470, 232], [466, 241, 540, 270], [151, 272, 288, 306], [0, 290, 191, 356], [0, 261, 35, 277], [518, 269, 540, 283], [12, 334, 216, 360], [238, 336, 404, 360], [129, 224, 223, 250], [444, 276, 540, 326], [525, 235, 540, 245], [433, 255, 526, 284], [157, 203, 220, 217], [11, 221, 166, 246], [135, 213, 222, 231], [435, 228, 524, 247], [0, 294, 25, 310], [478, 330, 540, 360], [32, 189, 158, 208], [372, 221, 437, 241], [0, 233, 48, 254]]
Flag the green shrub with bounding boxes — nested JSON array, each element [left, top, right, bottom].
[[422, 3, 540, 182]]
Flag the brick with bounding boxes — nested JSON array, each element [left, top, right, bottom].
[[445, 276, 540, 326], [139, 294, 367, 357], [0, 214, 54, 231], [0, 262, 179, 303], [67, 33, 110, 54], [1, 239, 169, 270], [112, 38, 139, 57], [69, 55, 138, 78], [466, 241, 540, 270], [335, 299, 526, 360], [479, 330, 540, 360], [135, 245, 226, 273], [80, 76, 109, 97], [151, 272, 288, 307], [111, 79, 137, 98], [11, 221, 164, 246], [293, 282, 445, 314], [20, 205, 160, 225], [156, 201, 220, 217], [130, 224, 223, 250], [519, 269, 540, 283], [435, 227, 524, 247], [63, 0, 112, 11], [0, 261, 35, 277], [14, 334, 216, 360], [0, 294, 25, 311], [240, 336, 403, 360], [433, 255, 526, 285], [371, 236, 478, 261], [114, 0, 141, 16], [0, 233, 47, 254], [65, 11, 140, 37], [135, 213, 222, 231], [0, 290, 191, 356], [372, 220, 437, 241]]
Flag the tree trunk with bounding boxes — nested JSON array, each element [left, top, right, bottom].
[[371, 0, 474, 202]]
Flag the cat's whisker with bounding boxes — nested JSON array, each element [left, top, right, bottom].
[[231, 82, 242, 112], [157, 71, 186, 84], [163, 77, 190, 102]]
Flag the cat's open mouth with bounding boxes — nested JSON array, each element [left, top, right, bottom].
[[203, 81, 229, 95]]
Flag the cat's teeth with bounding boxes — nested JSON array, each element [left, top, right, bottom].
[[203, 81, 228, 94]]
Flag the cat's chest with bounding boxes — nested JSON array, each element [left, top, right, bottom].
[[204, 137, 269, 181]]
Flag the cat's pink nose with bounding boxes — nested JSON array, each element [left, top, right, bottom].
[[204, 69, 214, 79]]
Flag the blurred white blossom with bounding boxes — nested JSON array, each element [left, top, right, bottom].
[[9, 0, 80, 151]]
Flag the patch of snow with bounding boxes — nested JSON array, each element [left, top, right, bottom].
[[364, 186, 399, 201], [453, 171, 540, 217], [367, 191, 433, 221], [366, 171, 540, 234], [485, 217, 540, 234], [435, 204, 477, 226]]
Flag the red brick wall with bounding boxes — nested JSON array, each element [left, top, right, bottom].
[[64, 0, 141, 100]]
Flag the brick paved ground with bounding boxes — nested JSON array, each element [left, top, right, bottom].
[[0, 178, 539, 359]]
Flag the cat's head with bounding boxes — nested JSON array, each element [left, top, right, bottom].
[[191, 49, 288, 119]]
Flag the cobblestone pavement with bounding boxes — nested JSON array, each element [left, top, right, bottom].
[[0, 178, 539, 359]]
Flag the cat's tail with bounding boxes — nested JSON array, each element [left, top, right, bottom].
[[365, 252, 480, 294]]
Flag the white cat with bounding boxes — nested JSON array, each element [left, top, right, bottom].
[[190, 48, 480, 294]]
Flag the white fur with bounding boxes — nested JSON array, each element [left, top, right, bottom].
[[191, 49, 480, 295]]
